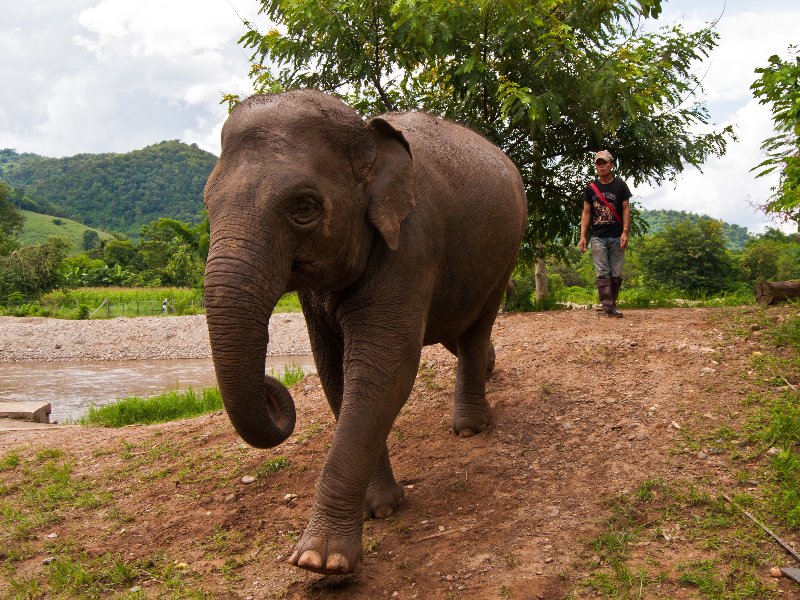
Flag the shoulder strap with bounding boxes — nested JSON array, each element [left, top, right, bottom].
[[589, 182, 622, 224]]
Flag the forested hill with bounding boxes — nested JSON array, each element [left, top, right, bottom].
[[0, 141, 217, 235], [640, 209, 751, 250]]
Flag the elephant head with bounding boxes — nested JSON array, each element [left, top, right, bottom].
[[204, 91, 416, 448]]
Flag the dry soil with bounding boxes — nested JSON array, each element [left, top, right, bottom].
[[1, 307, 799, 599]]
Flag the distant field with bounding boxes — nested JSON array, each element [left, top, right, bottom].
[[19, 210, 111, 255]]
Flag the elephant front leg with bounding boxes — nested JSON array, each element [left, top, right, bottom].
[[288, 335, 421, 575]]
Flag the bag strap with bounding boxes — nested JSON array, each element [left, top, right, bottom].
[[589, 182, 622, 224]]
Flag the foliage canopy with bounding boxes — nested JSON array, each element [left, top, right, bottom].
[[751, 46, 800, 227], [0, 141, 215, 236], [637, 220, 736, 295], [238, 0, 732, 258]]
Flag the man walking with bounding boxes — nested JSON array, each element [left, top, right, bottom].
[[579, 150, 632, 318]]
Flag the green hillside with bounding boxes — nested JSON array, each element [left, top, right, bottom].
[[0, 141, 217, 236], [19, 210, 112, 255], [640, 209, 751, 250]]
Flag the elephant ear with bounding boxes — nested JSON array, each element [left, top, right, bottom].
[[364, 118, 416, 251]]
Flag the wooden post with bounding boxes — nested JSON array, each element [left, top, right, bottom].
[[755, 281, 800, 305]]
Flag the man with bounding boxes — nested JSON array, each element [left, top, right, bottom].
[[579, 150, 632, 318]]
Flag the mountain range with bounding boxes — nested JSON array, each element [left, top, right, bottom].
[[0, 142, 753, 249], [0, 141, 216, 236]]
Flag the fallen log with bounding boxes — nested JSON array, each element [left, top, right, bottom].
[[755, 281, 800, 305]]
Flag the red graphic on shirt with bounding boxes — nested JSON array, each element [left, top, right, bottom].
[[592, 193, 619, 226]]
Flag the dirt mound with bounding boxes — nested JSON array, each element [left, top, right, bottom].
[[1, 308, 799, 599]]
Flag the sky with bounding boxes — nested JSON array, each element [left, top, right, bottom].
[[1, 0, 798, 234]]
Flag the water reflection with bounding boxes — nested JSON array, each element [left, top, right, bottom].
[[0, 356, 315, 422]]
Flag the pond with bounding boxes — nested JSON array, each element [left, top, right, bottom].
[[0, 356, 315, 423]]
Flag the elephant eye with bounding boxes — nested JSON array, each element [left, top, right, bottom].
[[290, 197, 321, 226]]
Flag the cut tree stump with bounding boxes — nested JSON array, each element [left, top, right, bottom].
[[0, 402, 51, 423], [755, 281, 800, 305]]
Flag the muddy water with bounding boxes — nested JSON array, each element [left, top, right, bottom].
[[0, 356, 315, 423]]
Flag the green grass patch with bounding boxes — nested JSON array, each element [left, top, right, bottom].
[[0, 451, 110, 546], [255, 455, 289, 478], [573, 479, 781, 599], [6, 549, 211, 599], [555, 286, 756, 309], [18, 210, 112, 256], [12, 288, 302, 318], [274, 292, 302, 312], [79, 387, 223, 427], [79, 366, 306, 427]]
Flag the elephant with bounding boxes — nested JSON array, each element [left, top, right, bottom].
[[203, 89, 527, 575]]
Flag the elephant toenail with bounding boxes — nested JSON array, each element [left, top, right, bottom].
[[298, 549, 323, 570], [459, 428, 475, 438], [326, 552, 350, 573]]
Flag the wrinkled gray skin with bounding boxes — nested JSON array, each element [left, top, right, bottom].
[[204, 90, 527, 575]]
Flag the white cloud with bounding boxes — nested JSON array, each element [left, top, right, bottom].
[[634, 1, 800, 233], [634, 99, 785, 233], [1, 0, 798, 234], [0, 0, 261, 157]]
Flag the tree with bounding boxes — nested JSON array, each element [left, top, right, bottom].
[[637, 220, 735, 295], [82, 229, 100, 251], [0, 181, 24, 256], [0, 236, 71, 300], [751, 46, 800, 229], [238, 0, 731, 273], [137, 218, 207, 287]]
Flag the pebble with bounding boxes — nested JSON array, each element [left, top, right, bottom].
[[46, 532, 58, 539], [241, 476, 256, 484], [42, 557, 55, 565], [697, 451, 709, 460], [770, 567, 783, 577], [224, 493, 237, 502]]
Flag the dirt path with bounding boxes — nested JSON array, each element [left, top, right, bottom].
[[1, 308, 799, 599]]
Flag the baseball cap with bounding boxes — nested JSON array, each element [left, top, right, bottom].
[[594, 150, 613, 163]]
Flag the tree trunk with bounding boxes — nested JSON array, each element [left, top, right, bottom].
[[755, 281, 800, 305], [534, 257, 549, 301]]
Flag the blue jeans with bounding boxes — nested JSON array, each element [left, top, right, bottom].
[[590, 236, 624, 279]]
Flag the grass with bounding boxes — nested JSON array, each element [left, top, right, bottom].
[[574, 480, 779, 599], [7, 288, 303, 318], [574, 306, 800, 598], [555, 285, 757, 309], [78, 365, 306, 427], [0, 449, 111, 546], [18, 210, 112, 256]]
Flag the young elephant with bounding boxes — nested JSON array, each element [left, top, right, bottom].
[[204, 90, 527, 575]]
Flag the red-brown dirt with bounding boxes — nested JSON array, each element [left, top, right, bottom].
[[1, 307, 799, 599]]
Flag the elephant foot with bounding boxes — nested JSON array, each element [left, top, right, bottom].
[[452, 407, 491, 437], [364, 479, 405, 519], [288, 530, 363, 575]]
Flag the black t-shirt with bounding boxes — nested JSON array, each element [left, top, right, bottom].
[[583, 177, 632, 238]]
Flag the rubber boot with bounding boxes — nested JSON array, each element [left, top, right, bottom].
[[596, 278, 615, 316], [610, 276, 623, 318]]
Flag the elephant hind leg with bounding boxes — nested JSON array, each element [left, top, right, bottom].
[[364, 446, 405, 519], [450, 287, 506, 437], [442, 339, 495, 378]]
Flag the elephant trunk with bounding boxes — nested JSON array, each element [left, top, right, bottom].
[[204, 245, 296, 448]]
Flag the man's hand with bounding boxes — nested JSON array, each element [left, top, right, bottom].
[[579, 237, 587, 253], [620, 232, 629, 250]]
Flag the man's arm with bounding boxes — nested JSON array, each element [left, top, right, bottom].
[[579, 201, 591, 253], [620, 199, 631, 249]]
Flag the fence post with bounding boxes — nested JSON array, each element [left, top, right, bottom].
[[106, 298, 110, 318]]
